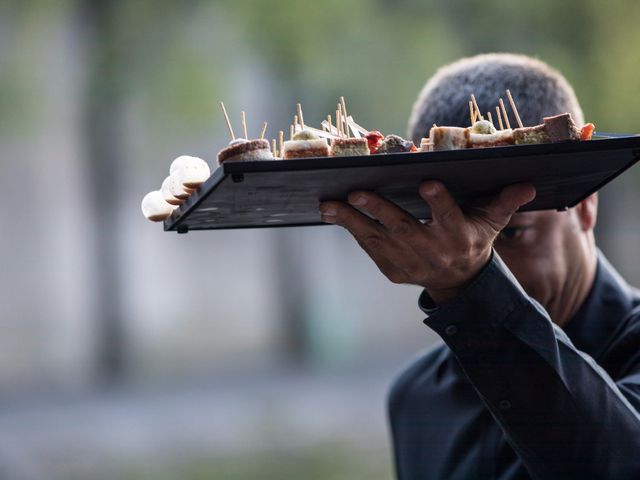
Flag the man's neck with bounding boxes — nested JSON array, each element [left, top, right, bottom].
[[552, 241, 598, 327]]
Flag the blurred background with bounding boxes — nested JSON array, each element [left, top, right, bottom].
[[0, 0, 639, 478]]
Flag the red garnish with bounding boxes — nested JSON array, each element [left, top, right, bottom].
[[581, 123, 595, 141], [410, 145, 417, 152], [365, 130, 384, 154]]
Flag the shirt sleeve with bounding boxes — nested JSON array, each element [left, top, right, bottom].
[[420, 251, 640, 480]]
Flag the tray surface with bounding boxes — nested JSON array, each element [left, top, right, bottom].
[[164, 136, 640, 232]]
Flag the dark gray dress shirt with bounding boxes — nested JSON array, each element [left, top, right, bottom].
[[388, 251, 640, 480]]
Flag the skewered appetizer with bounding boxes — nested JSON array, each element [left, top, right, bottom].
[[331, 137, 369, 157], [217, 138, 274, 164], [364, 131, 384, 154], [283, 129, 330, 159], [375, 134, 417, 154]]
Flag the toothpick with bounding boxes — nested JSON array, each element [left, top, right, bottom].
[[272, 139, 277, 158], [293, 114, 298, 132], [220, 102, 235, 140], [340, 97, 350, 138], [499, 98, 511, 129], [241, 111, 248, 139], [487, 111, 493, 127], [296, 103, 305, 129], [279, 130, 284, 157], [471, 94, 484, 121], [259, 121, 268, 140], [496, 106, 504, 130], [469, 100, 475, 125], [327, 114, 333, 134], [505, 89, 523, 128], [290, 124, 294, 140], [336, 109, 342, 137]]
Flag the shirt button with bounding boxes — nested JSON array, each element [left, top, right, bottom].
[[444, 325, 458, 336], [498, 399, 512, 411]]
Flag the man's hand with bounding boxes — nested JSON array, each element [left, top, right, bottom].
[[319, 181, 536, 305]]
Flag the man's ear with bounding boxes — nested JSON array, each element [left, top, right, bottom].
[[575, 193, 598, 232]]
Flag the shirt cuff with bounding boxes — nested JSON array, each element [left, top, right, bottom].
[[419, 250, 531, 355]]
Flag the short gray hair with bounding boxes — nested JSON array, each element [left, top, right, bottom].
[[407, 53, 584, 145]]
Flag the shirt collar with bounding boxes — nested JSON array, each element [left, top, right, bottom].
[[562, 251, 638, 359]]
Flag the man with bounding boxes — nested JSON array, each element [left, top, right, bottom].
[[319, 54, 640, 479]]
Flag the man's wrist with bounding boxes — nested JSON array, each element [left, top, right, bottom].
[[423, 248, 493, 306]]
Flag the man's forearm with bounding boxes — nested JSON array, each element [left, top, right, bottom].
[[421, 252, 640, 479]]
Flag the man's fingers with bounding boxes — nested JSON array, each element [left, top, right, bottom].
[[418, 181, 464, 227], [483, 183, 536, 230], [347, 191, 421, 236], [319, 200, 411, 283]]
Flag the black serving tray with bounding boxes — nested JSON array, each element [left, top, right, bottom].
[[164, 135, 640, 233]]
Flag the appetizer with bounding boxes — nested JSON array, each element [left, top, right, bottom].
[[283, 129, 330, 159], [375, 134, 416, 154], [217, 138, 273, 164], [141, 191, 175, 222]]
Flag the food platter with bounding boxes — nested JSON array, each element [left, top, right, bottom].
[[163, 134, 640, 233]]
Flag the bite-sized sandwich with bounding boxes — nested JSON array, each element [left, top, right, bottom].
[[512, 113, 587, 145], [468, 120, 514, 148], [512, 124, 550, 145], [141, 190, 176, 222], [429, 126, 470, 151], [217, 138, 274, 165], [364, 130, 384, 154], [543, 113, 581, 142], [283, 129, 330, 159], [331, 137, 370, 157], [375, 134, 417, 154]]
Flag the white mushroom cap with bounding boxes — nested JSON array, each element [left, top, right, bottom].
[[141, 191, 175, 222], [169, 155, 198, 176], [167, 171, 193, 199], [177, 156, 210, 189], [161, 176, 183, 205]]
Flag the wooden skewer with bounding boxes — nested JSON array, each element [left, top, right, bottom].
[[279, 130, 284, 157], [296, 103, 305, 129], [505, 89, 523, 128], [496, 106, 504, 130], [272, 139, 277, 158], [487, 111, 493, 127], [220, 102, 235, 140], [338, 103, 347, 137], [293, 114, 299, 132], [290, 124, 294, 140], [340, 97, 350, 138], [241, 111, 248, 139], [499, 98, 511, 129], [259, 121, 268, 140], [470, 94, 484, 121], [469, 100, 476, 125], [327, 114, 333, 134], [336, 109, 342, 137]]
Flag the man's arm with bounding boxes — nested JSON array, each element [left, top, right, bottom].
[[319, 183, 640, 479], [421, 251, 640, 479]]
